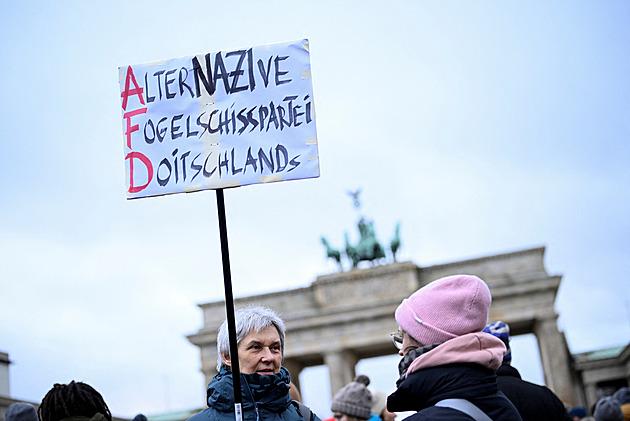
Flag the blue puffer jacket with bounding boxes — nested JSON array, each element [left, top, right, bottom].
[[187, 367, 318, 421]]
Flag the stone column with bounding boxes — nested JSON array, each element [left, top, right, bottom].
[[324, 350, 358, 397], [0, 352, 10, 397], [200, 345, 219, 388], [534, 316, 576, 405], [584, 381, 599, 410]]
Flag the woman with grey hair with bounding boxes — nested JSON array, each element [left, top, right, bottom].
[[187, 306, 319, 421], [215, 306, 286, 372]]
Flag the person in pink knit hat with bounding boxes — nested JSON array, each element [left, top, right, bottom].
[[386, 274, 522, 420]]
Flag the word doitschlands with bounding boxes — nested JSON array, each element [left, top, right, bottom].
[[127, 144, 301, 194]]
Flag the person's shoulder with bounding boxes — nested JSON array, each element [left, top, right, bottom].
[[521, 378, 564, 401], [501, 375, 564, 401], [496, 363, 521, 379], [290, 400, 320, 421], [405, 406, 475, 421], [186, 408, 214, 421]]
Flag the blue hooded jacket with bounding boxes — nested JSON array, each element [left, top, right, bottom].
[[187, 367, 318, 421]]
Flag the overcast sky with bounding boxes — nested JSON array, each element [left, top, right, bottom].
[[1, 0, 629, 418]]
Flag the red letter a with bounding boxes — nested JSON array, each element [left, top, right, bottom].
[[120, 66, 146, 110]]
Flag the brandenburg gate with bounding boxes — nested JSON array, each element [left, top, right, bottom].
[[187, 246, 579, 406]]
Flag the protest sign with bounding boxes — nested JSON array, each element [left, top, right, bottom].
[[119, 39, 319, 199]]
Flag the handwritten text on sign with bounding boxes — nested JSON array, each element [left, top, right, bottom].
[[119, 39, 319, 199]]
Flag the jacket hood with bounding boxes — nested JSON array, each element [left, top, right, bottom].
[[405, 332, 505, 378], [207, 367, 292, 413]]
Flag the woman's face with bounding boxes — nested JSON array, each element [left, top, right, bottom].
[[222, 325, 283, 375]]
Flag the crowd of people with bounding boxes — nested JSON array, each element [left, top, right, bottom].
[[4, 274, 629, 421]]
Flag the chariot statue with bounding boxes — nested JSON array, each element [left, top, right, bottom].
[[320, 189, 401, 270]]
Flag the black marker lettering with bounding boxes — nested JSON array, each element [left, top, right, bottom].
[[226, 50, 248, 94], [258, 147, 274, 173], [191, 153, 203, 181], [153, 70, 165, 100], [192, 54, 215, 97], [180, 151, 190, 181], [247, 48, 255, 91], [186, 115, 199, 138], [218, 150, 229, 176], [237, 108, 249, 135], [145, 73, 156, 103], [266, 101, 279, 131], [171, 114, 183, 139], [165, 69, 177, 99], [144, 119, 155, 144], [275, 144, 288, 172], [213, 52, 230, 94], [257, 57, 273, 87], [203, 152, 217, 178], [178, 67, 194, 97], [247, 107, 259, 132], [258, 105, 269, 131], [157, 158, 171, 186], [243, 146, 257, 174], [172, 149, 179, 182], [274, 56, 291, 85], [287, 154, 300, 172], [230, 148, 243, 175], [157, 117, 168, 142]]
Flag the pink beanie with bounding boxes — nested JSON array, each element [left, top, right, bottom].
[[395, 274, 492, 346]]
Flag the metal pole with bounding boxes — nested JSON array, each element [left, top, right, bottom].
[[216, 188, 243, 421]]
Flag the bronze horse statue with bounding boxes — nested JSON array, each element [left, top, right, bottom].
[[321, 236, 342, 270], [344, 217, 386, 268], [321, 217, 400, 270]]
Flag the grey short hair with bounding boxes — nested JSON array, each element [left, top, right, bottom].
[[216, 306, 286, 371]]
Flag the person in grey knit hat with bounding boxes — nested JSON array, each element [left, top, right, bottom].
[[5, 403, 38, 421], [594, 396, 623, 421], [331, 375, 373, 421]]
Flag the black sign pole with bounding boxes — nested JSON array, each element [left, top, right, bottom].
[[216, 188, 243, 421]]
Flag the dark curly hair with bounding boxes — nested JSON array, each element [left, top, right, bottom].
[[38, 381, 112, 421]]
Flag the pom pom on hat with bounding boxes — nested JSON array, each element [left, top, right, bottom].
[[395, 275, 492, 346], [331, 375, 373, 420], [483, 321, 512, 362]]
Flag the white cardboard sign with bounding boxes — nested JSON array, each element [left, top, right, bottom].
[[119, 39, 319, 199]]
